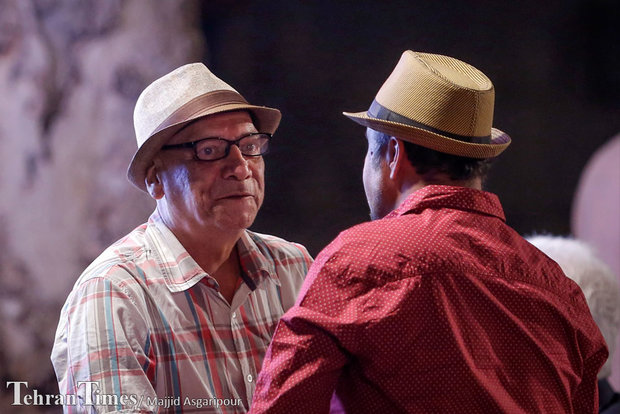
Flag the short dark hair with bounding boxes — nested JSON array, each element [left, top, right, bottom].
[[371, 132, 493, 181]]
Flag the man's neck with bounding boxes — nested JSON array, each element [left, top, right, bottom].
[[168, 222, 244, 304], [156, 206, 243, 274], [178, 226, 242, 275]]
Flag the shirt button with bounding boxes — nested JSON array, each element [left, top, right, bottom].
[[247, 374, 253, 383]]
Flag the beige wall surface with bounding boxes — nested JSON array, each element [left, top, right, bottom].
[[0, 0, 203, 410]]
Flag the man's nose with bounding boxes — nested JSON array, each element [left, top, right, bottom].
[[223, 145, 252, 180]]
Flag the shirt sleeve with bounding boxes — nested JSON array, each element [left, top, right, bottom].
[[51, 272, 157, 413], [250, 250, 361, 413], [573, 332, 609, 413]]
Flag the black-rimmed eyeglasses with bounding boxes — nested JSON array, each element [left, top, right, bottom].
[[161, 132, 272, 162]]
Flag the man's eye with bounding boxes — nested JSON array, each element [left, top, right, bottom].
[[200, 146, 215, 155], [196, 142, 224, 158], [242, 143, 258, 153]]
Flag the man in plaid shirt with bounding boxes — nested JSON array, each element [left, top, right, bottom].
[[51, 63, 313, 413]]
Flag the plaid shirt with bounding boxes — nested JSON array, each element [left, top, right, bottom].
[[51, 211, 313, 413]]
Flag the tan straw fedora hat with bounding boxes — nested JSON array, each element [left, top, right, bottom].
[[343, 50, 511, 158], [127, 63, 281, 191]]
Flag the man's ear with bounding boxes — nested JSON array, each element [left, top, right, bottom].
[[145, 163, 164, 200], [388, 137, 406, 180]]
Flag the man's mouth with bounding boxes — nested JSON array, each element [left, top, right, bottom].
[[218, 193, 253, 200]]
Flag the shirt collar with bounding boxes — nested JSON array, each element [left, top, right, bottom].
[[146, 211, 207, 292], [384, 185, 506, 222], [145, 211, 280, 292], [237, 231, 281, 287]]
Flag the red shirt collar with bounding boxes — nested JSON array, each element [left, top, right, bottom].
[[385, 185, 506, 222]]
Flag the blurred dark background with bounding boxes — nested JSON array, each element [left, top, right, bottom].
[[202, 0, 619, 256]]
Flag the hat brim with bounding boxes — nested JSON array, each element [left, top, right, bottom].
[[128, 103, 281, 191], [343, 110, 511, 159]]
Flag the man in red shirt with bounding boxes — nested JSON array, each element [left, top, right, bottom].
[[250, 50, 608, 413]]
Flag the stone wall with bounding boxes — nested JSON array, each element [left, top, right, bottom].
[[0, 0, 204, 410]]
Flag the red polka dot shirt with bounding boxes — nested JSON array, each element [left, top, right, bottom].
[[251, 185, 607, 413]]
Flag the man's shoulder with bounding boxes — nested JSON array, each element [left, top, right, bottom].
[[317, 213, 546, 281], [75, 222, 153, 288], [311, 219, 414, 279], [326, 217, 420, 260], [338, 219, 392, 241], [244, 230, 312, 262]]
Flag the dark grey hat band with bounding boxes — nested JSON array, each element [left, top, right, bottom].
[[368, 100, 492, 144]]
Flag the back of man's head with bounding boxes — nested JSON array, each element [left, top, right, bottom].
[[528, 235, 620, 379], [368, 131, 494, 183]]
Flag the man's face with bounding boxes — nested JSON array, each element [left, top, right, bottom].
[[154, 110, 265, 232], [362, 128, 394, 220]]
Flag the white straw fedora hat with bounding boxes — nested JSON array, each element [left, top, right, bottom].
[[343, 50, 511, 158], [127, 63, 281, 191]]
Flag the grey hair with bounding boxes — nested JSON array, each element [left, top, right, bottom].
[[527, 235, 620, 379]]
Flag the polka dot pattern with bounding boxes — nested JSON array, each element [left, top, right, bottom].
[[250, 185, 607, 413]]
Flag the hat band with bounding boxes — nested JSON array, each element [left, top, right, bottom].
[[151, 90, 249, 137], [368, 100, 491, 144]]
